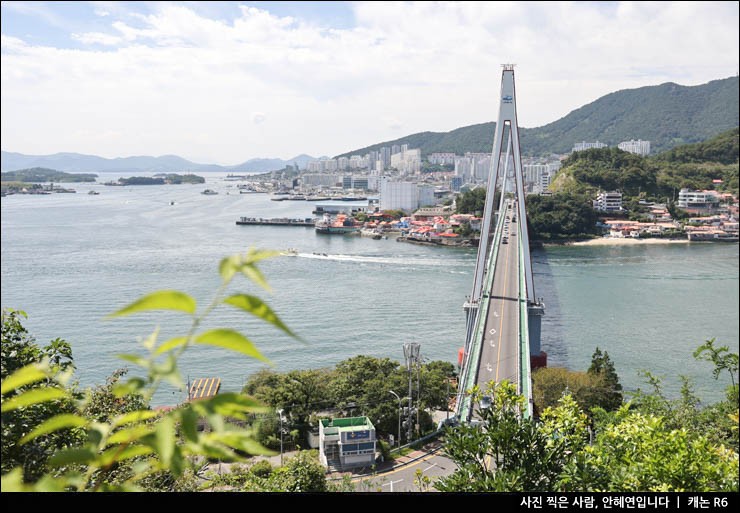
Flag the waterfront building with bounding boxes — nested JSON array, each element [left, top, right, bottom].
[[302, 173, 340, 187], [618, 139, 651, 156], [318, 416, 376, 471], [594, 191, 623, 212], [572, 141, 607, 152], [337, 157, 350, 171], [678, 189, 720, 212], [380, 179, 419, 211]]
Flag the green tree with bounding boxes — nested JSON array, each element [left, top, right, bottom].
[[1, 309, 82, 482], [587, 347, 623, 411], [561, 407, 738, 491], [1, 250, 294, 492], [532, 366, 606, 415], [437, 381, 570, 491]]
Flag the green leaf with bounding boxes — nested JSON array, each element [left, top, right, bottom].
[[179, 406, 200, 443], [151, 353, 183, 389], [223, 294, 299, 339], [0, 468, 25, 492], [195, 329, 270, 363], [98, 445, 154, 467], [113, 378, 147, 397], [219, 255, 240, 284], [154, 336, 188, 355], [107, 290, 196, 318], [1, 386, 68, 412], [142, 327, 160, 351], [112, 409, 161, 428], [154, 415, 175, 467], [20, 413, 88, 444], [240, 264, 271, 292], [1, 363, 49, 395], [244, 248, 281, 265], [116, 353, 150, 369], [213, 432, 274, 456], [107, 425, 157, 445], [49, 447, 96, 467]]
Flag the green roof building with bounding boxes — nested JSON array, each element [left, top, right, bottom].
[[318, 416, 377, 472]]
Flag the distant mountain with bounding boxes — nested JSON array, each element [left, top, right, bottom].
[[0, 151, 317, 174], [336, 76, 739, 158]]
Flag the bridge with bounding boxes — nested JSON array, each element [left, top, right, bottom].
[[456, 65, 546, 422]]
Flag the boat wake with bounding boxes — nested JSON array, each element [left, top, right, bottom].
[[298, 252, 470, 267]]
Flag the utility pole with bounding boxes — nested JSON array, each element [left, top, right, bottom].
[[403, 342, 420, 442]]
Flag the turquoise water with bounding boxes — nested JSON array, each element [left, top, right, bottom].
[[1, 174, 737, 405]]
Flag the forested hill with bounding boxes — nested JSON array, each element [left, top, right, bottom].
[[336, 76, 739, 158]]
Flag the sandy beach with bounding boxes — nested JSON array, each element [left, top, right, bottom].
[[570, 237, 690, 246]]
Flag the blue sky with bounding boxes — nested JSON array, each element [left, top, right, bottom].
[[2, 1, 738, 164]]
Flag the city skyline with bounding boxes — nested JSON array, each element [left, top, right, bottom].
[[1, 1, 738, 165]]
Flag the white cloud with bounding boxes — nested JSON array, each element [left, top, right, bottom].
[[72, 31, 122, 46], [1, 2, 738, 163]]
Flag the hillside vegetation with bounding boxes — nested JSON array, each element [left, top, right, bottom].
[[338, 76, 739, 158]]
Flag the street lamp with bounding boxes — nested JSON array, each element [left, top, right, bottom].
[[403, 342, 420, 442], [389, 390, 402, 447], [277, 408, 284, 465]]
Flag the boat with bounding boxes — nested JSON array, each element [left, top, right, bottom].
[[281, 248, 299, 256], [201, 189, 218, 195], [360, 228, 382, 240], [315, 213, 360, 235], [88, 190, 100, 195]]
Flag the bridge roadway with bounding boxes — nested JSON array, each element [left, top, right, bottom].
[[474, 202, 521, 396]]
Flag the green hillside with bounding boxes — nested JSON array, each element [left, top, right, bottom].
[[549, 127, 739, 198], [337, 76, 739, 158], [1, 167, 97, 183]]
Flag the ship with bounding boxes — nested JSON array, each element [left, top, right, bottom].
[[315, 213, 360, 235]]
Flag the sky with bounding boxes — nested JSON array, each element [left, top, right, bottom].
[[1, 1, 738, 165]]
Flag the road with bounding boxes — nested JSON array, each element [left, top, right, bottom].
[[474, 202, 521, 398], [351, 449, 457, 492]]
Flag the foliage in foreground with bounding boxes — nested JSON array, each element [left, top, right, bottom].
[[1, 249, 296, 492], [439, 340, 739, 492]]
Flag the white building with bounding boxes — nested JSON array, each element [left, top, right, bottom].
[[618, 139, 651, 156], [678, 189, 720, 210], [318, 417, 376, 471], [594, 191, 623, 212], [428, 152, 457, 166], [380, 179, 421, 211], [390, 148, 421, 175], [572, 141, 607, 152], [418, 185, 436, 208], [302, 173, 340, 187]]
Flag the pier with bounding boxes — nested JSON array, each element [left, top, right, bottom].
[[236, 217, 316, 227]]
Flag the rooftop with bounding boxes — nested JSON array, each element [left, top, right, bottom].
[[320, 416, 375, 432]]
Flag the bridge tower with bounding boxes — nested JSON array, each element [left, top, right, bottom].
[[465, 64, 546, 367]]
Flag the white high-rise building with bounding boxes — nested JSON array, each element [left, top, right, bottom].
[[428, 152, 457, 166], [390, 148, 421, 175], [594, 191, 623, 212], [618, 139, 650, 156], [572, 141, 607, 152], [380, 178, 421, 211]]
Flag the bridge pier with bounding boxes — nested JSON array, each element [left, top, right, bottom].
[[528, 301, 547, 369]]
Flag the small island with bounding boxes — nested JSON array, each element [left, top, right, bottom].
[[106, 174, 205, 186], [1, 167, 97, 183]]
